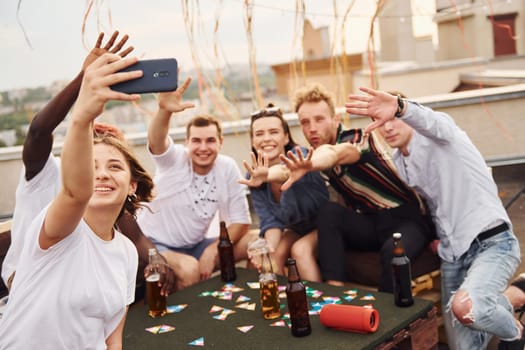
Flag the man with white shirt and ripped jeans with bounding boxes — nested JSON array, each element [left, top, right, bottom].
[[345, 86, 525, 349]]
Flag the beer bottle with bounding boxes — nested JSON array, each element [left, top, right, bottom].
[[146, 248, 167, 317], [285, 258, 311, 337], [259, 245, 280, 319], [218, 221, 236, 282], [391, 232, 414, 307]]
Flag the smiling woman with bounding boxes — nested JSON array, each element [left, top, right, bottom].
[[0, 53, 155, 349], [242, 102, 328, 279]]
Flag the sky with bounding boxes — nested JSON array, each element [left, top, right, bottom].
[[0, 0, 436, 91]]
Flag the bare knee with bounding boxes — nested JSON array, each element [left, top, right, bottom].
[[163, 252, 199, 290], [451, 289, 474, 325]]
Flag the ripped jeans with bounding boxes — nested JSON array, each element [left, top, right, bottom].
[[441, 230, 521, 349]]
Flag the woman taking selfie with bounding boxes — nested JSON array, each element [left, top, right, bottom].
[[0, 53, 154, 349]]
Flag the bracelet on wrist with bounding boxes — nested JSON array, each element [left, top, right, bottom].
[[395, 94, 405, 118]]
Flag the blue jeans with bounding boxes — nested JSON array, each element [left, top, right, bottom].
[[152, 237, 216, 260], [441, 230, 521, 349]]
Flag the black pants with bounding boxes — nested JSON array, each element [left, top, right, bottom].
[[317, 201, 433, 293]]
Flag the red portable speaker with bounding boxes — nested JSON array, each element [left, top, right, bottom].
[[319, 304, 379, 333]]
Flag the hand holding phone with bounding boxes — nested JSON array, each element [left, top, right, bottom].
[[110, 58, 178, 94]]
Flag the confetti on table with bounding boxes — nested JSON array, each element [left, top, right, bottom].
[[278, 285, 286, 292], [278, 292, 287, 299], [306, 287, 323, 298], [360, 294, 376, 301], [166, 304, 187, 313], [363, 304, 374, 309], [237, 325, 255, 333], [344, 289, 358, 296], [309, 309, 320, 316], [310, 302, 325, 313], [213, 308, 236, 320], [344, 295, 356, 302], [236, 302, 256, 311], [209, 305, 224, 313], [222, 284, 244, 293], [158, 324, 175, 333], [216, 291, 233, 300], [145, 324, 175, 334], [236, 295, 251, 302], [199, 291, 213, 297], [322, 296, 342, 304], [188, 337, 204, 346], [145, 325, 161, 334], [270, 320, 286, 327], [246, 282, 260, 289]]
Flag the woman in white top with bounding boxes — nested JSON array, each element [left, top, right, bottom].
[[0, 53, 154, 350]]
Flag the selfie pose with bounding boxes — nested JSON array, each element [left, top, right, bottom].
[[0, 53, 154, 349]]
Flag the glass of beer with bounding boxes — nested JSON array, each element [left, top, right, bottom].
[[146, 274, 167, 317], [260, 275, 281, 319]]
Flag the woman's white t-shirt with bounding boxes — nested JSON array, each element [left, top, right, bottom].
[[0, 206, 138, 350]]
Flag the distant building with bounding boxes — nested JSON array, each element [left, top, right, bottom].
[[435, 0, 525, 60], [271, 0, 525, 99]]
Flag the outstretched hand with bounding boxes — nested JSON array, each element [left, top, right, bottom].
[[279, 146, 313, 191], [238, 151, 270, 187], [82, 31, 134, 71], [75, 53, 142, 122], [345, 87, 398, 133], [158, 76, 195, 113]]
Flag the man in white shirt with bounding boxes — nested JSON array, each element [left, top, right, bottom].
[[345, 86, 524, 349], [137, 83, 252, 290]]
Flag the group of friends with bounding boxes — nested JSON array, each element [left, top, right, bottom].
[[0, 31, 523, 350]]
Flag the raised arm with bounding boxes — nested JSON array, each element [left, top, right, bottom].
[[238, 151, 290, 187], [280, 144, 360, 191], [40, 54, 141, 249], [148, 77, 195, 154], [23, 31, 133, 181]]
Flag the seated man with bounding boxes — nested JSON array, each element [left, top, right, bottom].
[[346, 86, 523, 348], [137, 87, 252, 290], [1, 31, 176, 298], [280, 83, 435, 293]]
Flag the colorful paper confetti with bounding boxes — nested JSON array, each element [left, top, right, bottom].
[[237, 325, 255, 333], [209, 305, 224, 313], [246, 282, 260, 289], [188, 337, 204, 346], [270, 320, 286, 327], [166, 304, 187, 313], [145, 324, 175, 334], [236, 295, 251, 302], [236, 302, 256, 311]]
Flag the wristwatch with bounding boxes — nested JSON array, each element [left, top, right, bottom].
[[395, 94, 405, 118]]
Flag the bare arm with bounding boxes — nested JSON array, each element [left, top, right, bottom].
[[280, 144, 360, 191], [227, 222, 250, 246], [23, 31, 133, 181], [40, 54, 141, 249], [148, 77, 194, 155], [105, 307, 128, 350]]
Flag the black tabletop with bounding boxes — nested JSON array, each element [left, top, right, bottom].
[[123, 267, 433, 350]]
